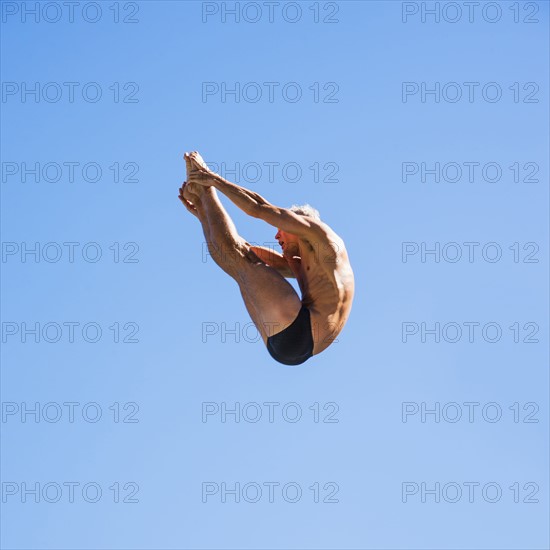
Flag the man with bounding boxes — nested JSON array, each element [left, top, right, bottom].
[[179, 151, 354, 366]]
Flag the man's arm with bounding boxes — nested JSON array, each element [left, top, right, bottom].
[[197, 172, 327, 241], [248, 245, 295, 278]]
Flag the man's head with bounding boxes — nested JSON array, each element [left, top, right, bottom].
[[275, 204, 321, 254], [288, 203, 321, 221]]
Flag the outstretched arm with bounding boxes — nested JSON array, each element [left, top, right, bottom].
[[188, 168, 326, 241]]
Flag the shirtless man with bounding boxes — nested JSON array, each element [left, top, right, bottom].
[[179, 151, 354, 366]]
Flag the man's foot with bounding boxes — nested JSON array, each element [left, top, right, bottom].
[[185, 151, 210, 172], [182, 178, 203, 198], [184, 151, 218, 188], [180, 151, 217, 216]]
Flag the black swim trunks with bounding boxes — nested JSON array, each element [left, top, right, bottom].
[[266, 305, 314, 366]]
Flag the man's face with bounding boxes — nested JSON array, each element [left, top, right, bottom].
[[275, 228, 299, 255]]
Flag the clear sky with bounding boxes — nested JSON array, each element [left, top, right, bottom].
[[1, 1, 549, 549]]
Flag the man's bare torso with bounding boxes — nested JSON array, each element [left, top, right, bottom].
[[284, 225, 354, 355]]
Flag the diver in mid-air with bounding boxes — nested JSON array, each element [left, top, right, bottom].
[[179, 152, 354, 366]]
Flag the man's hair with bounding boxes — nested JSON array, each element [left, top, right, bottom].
[[289, 203, 321, 221]]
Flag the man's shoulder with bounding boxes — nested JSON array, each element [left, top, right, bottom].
[[299, 225, 349, 269], [308, 221, 346, 251]]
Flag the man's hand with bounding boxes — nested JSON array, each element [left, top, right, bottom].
[[178, 182, 199, 217], [184, 151, 221, 188], [187, 168, 217, 188]]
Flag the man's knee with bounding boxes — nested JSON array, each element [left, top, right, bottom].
[[206, 239, 240, 261], [224, 239, 263, 264], [207, 240, 258, 277]]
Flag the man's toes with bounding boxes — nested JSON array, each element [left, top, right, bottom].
[[190, 151, 209, 170], [184, 152, 194, 177]]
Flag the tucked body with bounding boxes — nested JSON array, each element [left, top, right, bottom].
[[179, 151, 354, 365]]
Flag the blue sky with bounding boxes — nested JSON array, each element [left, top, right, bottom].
[[1, 1, 549, 548]]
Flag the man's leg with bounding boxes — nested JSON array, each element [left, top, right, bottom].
[[181, 183, 303, 343]]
